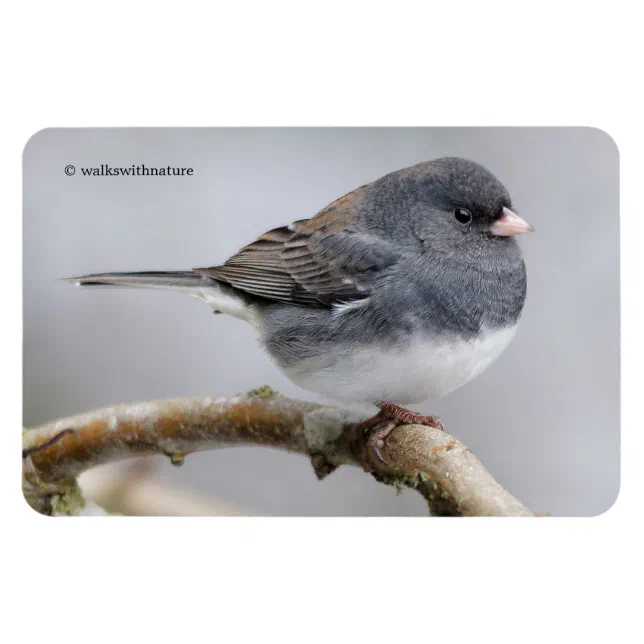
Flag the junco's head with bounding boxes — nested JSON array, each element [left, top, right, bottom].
[[362, 156, 533, 256]]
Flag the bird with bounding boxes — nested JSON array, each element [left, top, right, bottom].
[[63, 156, 533, 457]]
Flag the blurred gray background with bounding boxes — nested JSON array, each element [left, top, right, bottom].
[[23, 128, 619, 516]]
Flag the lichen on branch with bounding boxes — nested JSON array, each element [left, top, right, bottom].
[[23, 389, 533, 517]]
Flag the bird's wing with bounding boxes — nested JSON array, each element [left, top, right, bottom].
[[195, 187, 400, 307]]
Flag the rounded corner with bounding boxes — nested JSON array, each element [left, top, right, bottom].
[[581, 126, 620, 161], [20, 485, 53, 519], [22, 127, 54, 162], [590, 479, 621, 518]]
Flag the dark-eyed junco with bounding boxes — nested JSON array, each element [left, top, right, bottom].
[[64, 157, 533, 451]]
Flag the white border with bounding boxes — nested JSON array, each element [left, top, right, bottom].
[[5, 3, 639, 643]]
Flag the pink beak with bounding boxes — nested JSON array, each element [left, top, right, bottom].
[[489, 207, 535, 237]]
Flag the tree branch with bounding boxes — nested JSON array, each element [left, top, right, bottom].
[[22, 388, 533, 517], [79, 459, 248, 516]]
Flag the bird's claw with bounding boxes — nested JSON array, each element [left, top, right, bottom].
[[358, 402, 444, 465]]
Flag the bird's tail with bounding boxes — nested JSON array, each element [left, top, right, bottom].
[[60, 270, 255, 323], [60, 270, 206, 290]]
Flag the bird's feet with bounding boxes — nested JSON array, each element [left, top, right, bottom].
[[357, 401, 444, 464], [376, 401, 444, 430]]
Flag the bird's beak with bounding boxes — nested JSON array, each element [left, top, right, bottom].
[[489, 207, 535, 237]]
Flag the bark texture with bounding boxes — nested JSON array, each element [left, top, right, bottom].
[[22, 388, 533, 517]]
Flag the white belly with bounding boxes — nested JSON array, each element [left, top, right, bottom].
[[281, 325, 518, 405]]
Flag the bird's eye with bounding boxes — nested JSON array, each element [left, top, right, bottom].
[[454, 208, 473, 225]]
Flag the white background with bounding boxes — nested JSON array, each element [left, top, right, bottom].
[[5, 2, 641, 644]]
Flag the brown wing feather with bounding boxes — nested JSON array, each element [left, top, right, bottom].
[[195, 186, 369, 306]]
